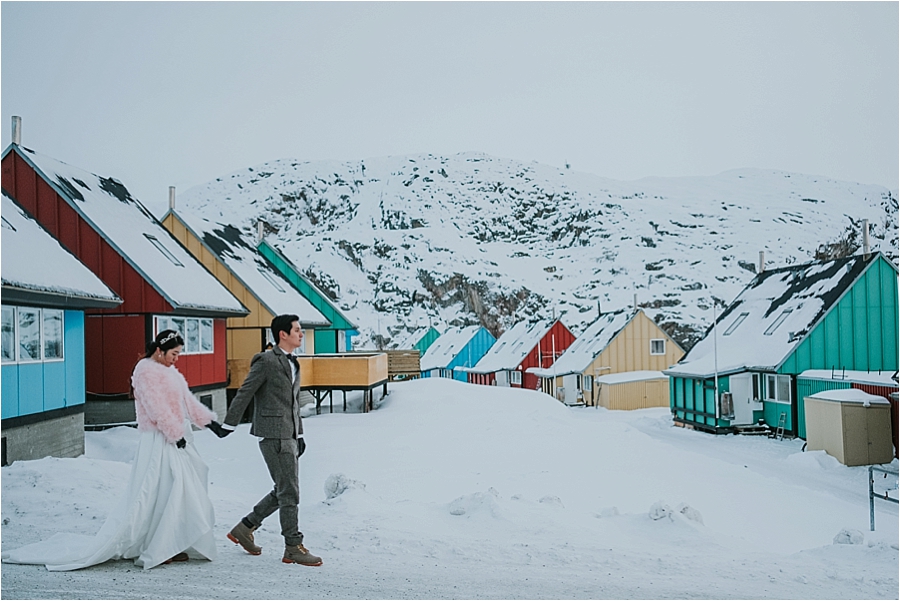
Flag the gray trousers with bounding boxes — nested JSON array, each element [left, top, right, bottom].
[[245, 437, 303, 546]]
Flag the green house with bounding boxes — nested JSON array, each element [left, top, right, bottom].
[[665, 252, 898, 437], [392, 326, 442, 354], [257, 239, 358, 353]]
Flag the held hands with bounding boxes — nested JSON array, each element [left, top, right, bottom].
[[176, 438, 186, 449], [207, 421, 231, 438]]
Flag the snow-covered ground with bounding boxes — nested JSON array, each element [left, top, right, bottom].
[[2, 378, 898, 599]]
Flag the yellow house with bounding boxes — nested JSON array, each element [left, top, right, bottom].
[[162, 206, 330, 392], [530, 308, 684, 407]]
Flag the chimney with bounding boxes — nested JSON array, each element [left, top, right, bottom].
[[168, 186, 176, 211], [758, 250, 765, 273], [257, 221, 265, 243], [633, 292, 638, 311], [11, 116, 21, 145], [862, 218, 870, 259]]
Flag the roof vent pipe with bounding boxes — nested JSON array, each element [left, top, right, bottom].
[[759, 250, 765, 273], [11, 116, 21, 145], [168, 186, 176, 211], [633, 292, 638, 311], [862, 218, 870, 259], [257, 221, 265, 243]]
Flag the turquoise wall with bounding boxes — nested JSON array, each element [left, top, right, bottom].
[[1, 310, 85, 420], [447, 328, 497, 381], [415, 328, 441, 354], [780, 256, 898, 374], [670, 375, 731, 430]]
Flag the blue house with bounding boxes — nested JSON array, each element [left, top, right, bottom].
[[665, 252, 898, 437], [1, 192, 122, 464], [420, 326, 496, 381]]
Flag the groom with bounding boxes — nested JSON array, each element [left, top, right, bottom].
[[213, 314, 322, 567]]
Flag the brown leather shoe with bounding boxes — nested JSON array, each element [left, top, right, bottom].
[[227, 521, 262, 555], [163, 552, 189, 564], [282, 544, 322, 566]]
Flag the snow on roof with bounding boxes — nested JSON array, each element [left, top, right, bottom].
[[806, 388, 890, 405], [596, 370, 667, 385], [390, 326, 436, 350], [530, 309, 632, 377], [169, 210, 329, 326], [420, 326, 481, 371], [2, 193, 121, 306], [798, 369, 898, 388], [13, 147, 246, 315], [666, 253, 879, 378], [465, 319, 554, 374]]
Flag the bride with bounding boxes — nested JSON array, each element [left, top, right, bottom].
[[3, 329, 229, 570]]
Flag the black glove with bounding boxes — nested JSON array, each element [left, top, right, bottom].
[[207, 421, 231, 438], [298, 437, 306, 457], [176, 437, 186, 449]]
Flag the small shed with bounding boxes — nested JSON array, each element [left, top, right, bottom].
[[463, 318, 575, 390], [804, 389, 893, 466], [2, 139, 248, 425], [420, 325, 496, 381], [595, 371, 671, 411], [530, 308, 684, 406], [2, 192, 122, 464]]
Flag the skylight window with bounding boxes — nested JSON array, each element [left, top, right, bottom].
[[763, 309, 793, 336], [144, 234, 184, 267], [723, 312, 749, 336], [1, 216, 15, 231], [258, 268, 286, 292]]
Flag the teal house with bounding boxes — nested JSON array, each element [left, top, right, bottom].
[[665, 252, 898, 437], [420, 326, 497, 381], [257, 239, 358, 353], [2, 192, 122, 464]]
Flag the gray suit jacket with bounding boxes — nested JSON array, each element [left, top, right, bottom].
[[224, 345, 303, 439]]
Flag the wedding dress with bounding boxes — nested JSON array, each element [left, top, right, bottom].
[[2, 418, 216, 571]]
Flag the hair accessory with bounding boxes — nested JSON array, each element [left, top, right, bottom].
[[159, 331, 179, 345]]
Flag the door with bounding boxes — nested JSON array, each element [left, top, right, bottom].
[[730, 374, 754, 425]]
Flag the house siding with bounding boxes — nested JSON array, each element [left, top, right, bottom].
[[446, 328, 496, 381], [2, 310, 86, 419], [780, 256, 898, 375]]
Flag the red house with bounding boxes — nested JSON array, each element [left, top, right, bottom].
[[463, 318, 575, 390], [1, 138, 248, 424]]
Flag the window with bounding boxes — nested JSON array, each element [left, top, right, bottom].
[[764, 309, 792, 336], [509, 370, 522, 385], [650, 339, 666, 355], [751, 373, 761, 401], [42, 310, 64, 359], [724, 312, 749, 336], [766, 374, 791, 404], [153, 316, 215, 355], [2, 307, 14, 362], [584, 375, 593, 390], [258, 268, 286, 292], [18, 307, 40, 362], [144, 234, 184, 267], [2, 306, 65, 363]]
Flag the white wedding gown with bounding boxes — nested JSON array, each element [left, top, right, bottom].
[[2, 419, 217, 571]]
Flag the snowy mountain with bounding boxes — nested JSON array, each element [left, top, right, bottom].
[[178, 153, 898, 350]]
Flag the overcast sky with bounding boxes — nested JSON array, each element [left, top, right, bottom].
[[2, 2, 897, 217]]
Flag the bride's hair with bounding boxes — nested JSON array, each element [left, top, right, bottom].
[[144, 329, 185, 358]]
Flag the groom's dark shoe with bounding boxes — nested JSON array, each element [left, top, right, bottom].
[[282, 544, 322, 566], [228, 520, 262, 555]]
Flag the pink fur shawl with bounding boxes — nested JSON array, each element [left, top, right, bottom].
[[131, 358, 217, 443]]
